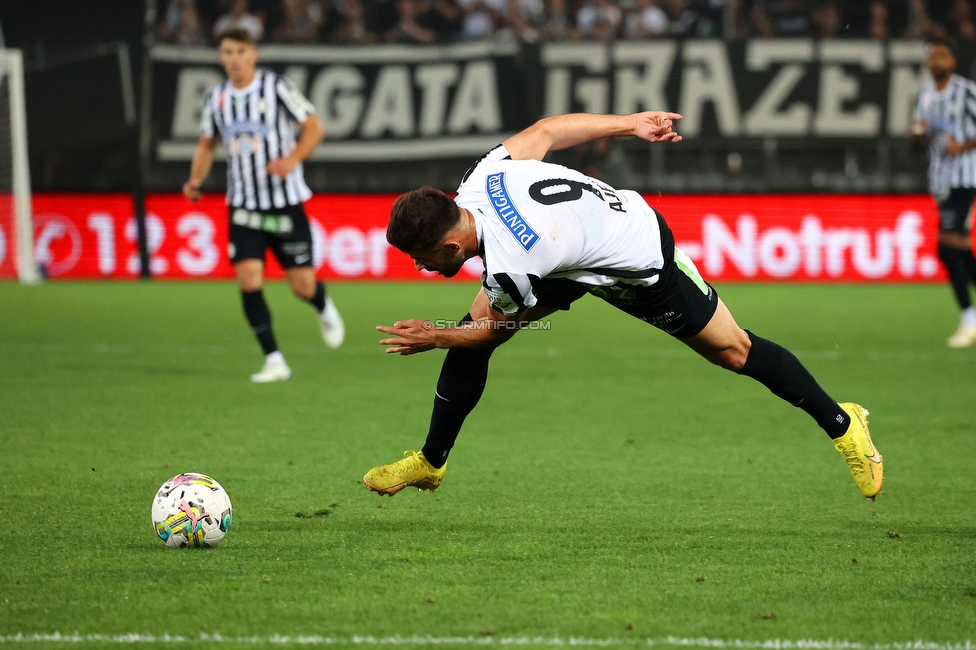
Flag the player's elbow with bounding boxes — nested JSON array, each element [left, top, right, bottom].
[[308, 116, 325, 143], [532, 118, 559, 147], [511, 119, 556, 161]]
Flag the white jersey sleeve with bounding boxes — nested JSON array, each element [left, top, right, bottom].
[[482, 272, 538, 316], [275, 75, 315, 123], [200, 85, 221, 138]]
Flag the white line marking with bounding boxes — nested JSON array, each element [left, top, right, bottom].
[[0, 634, 973, 648]]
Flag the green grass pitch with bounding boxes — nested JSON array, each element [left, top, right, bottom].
[[0, 281, 974, 645]]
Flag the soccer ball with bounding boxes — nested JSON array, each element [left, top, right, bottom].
[[151, 473, 233, 548]]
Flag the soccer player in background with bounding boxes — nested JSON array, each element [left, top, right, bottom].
[[912, 38, 976, 348], [364, 111, 884, 501], [183, 28, 344, 382]]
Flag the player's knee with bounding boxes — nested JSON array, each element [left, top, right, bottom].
[[289, 281, 313, 300], [938, 230, 970, 249], [711, 334, 751, 371], [238, 277, 263, 292], [716, 348, 748, 372]]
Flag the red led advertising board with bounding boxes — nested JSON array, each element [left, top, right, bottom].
[[0, 193, 952, 283]]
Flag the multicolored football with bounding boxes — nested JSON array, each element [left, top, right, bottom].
[[151, 473, 232, 548]]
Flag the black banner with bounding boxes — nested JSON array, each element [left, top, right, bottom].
[[539, 39, 959, 139], [149, 39, 976, 163], [151, 41, 529, 163]]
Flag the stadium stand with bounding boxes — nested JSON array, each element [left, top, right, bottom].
[[153, 0, 976, 45]]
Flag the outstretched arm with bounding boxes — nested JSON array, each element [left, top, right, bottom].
[[502, 111, 682, 162], [377, 290, 557, 355]]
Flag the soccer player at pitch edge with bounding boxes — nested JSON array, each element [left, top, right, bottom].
[[912, 38, 976, 348], [183, 28, 344, 382], [364, 110, 884, 501]]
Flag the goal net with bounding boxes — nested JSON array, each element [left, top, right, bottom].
[[0, 49, 38, 283]]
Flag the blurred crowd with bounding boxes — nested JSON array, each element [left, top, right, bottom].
[[155, 0, 976, 46]]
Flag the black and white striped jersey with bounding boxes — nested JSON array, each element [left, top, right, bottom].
[[201, 70, 314, 210], [914, 73, 976, 196]]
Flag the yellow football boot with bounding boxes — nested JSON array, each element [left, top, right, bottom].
[[363, 451, 446, 496], [833, 403, 884, 499]]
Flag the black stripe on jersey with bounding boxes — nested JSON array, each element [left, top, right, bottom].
[[461, 145, 511, 184], [222, 81, 246, 207], [229, 84, 245, 206], [246, 76, 263, 208], [259, 73, 275, 206], [583, 266, 662, 279], [490, 272, 528, 313], [203, 87, 219, 138], [263, 73, 286, 208], [232, 85, 255, 209], [210, 84, 224, 138], [526, 275, 588, 311]]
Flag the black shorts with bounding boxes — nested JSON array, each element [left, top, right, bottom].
[[227, 204, 313, 268], [531, 210, 719, 339], [936, 187, 975, 234]]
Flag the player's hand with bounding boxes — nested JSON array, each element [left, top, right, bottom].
[[376, 319, 438, 355], [267, 156, 298, 178], [183, 179, 203, 202], [632, 111, 683, 143], [944, 135, 965, 157]]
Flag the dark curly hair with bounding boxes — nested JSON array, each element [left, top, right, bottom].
[[387, 186, 461, 252]]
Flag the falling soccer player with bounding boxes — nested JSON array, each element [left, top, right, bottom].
[[365, 110, 883, 500]]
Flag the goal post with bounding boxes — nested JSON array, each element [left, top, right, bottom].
[[0, 49, 39, 284]]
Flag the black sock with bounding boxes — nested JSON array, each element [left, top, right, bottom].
[[938, 244, 973, 309], [421, 314, 495, 468], [737, 331, 850, 439], [241, 289, 279, 355], [309, 282, 327, 313]]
